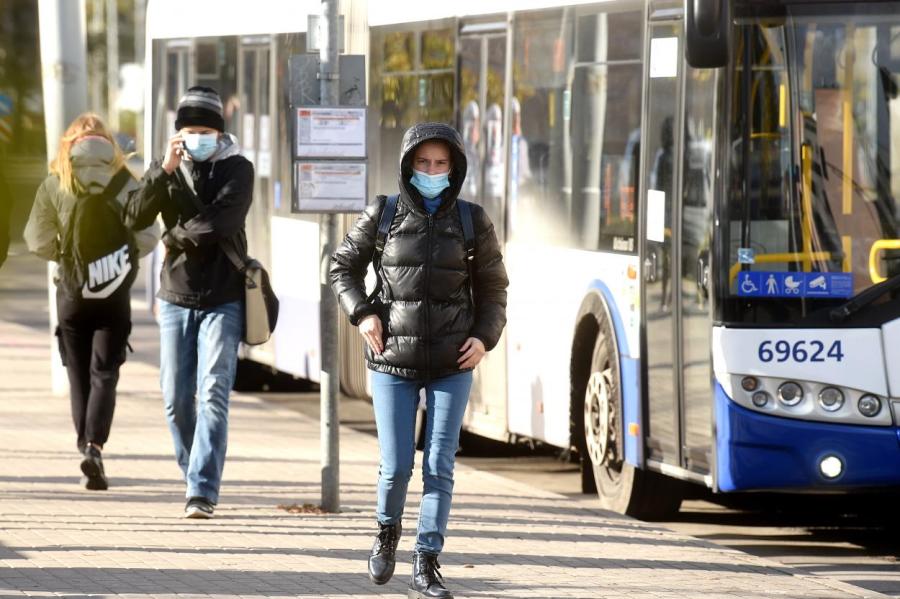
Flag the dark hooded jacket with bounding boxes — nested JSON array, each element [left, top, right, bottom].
[[124, 135, 253, 309], [330, 122, 509, 380]]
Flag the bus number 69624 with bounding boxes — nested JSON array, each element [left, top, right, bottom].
[[757, 340, 844, 363]]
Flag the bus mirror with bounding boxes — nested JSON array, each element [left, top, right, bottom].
[[685, 0, 731, 69]]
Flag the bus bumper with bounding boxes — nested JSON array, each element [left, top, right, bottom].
[[715, 383, 900, 492]]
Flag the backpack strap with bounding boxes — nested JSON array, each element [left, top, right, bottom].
[[99, 168, 133, 205], [175, 162, 204, 213], [374, 194, 399, 259], [457, 199, 475, 264], [457, 199, 476, 305], [174, 162, 250, 277], [367, 194, 399, 302]]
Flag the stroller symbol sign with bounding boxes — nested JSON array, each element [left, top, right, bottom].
[[784, 275, 801, 294]]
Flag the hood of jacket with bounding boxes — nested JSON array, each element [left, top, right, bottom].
[[208, 133, 242, 162], [69, 137, 121, 194], [397, 122, 467, 213]]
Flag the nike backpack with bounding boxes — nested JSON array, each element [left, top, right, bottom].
[[58, 168, 138, 301]]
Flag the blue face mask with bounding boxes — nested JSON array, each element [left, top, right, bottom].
[[410, 169, 450, 199], [183, 132, 219, 161]]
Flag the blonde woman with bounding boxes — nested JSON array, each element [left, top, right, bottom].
[[24, 113, 159, 490]]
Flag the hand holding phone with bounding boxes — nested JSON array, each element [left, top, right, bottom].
[[162, 134, 184, 174]]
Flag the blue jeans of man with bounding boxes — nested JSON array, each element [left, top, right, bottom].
[[159, 299, 242, 504], [370, 370, 473, 555]]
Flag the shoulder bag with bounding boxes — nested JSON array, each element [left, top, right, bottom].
[[175, 163, 279, 345]]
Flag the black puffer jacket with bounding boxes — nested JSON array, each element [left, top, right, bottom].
[[330, 122, 508, 380]]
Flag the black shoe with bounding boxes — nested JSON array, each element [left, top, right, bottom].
[[408, 551, 452, 599], [184, 496, 215, 519], [80, 445, 108, 491], [368, 521, 402, 585]]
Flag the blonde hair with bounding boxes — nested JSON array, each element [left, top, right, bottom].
[[49, 113, 127, 195]]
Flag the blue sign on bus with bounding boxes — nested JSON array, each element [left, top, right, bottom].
[[737, 271, 853, 298]]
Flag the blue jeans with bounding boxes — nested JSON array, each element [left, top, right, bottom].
[[370, 370, 473, 555], [159, 299, 242, 504]]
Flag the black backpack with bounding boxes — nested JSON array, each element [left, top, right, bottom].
[[58, 168, 138, 300]]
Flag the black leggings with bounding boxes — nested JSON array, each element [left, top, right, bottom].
[[56, 291, 131, 452]]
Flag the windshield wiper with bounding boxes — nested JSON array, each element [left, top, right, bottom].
[[830, 272, 900, 322]]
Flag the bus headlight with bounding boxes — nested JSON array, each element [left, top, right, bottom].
[[858, 394, 882, 417], [741, 376, 759, 392], [777, 381, 804, 406], [751, 391, 770, 407], [819, 455, 843, 479], [817, 387, 844, 412]]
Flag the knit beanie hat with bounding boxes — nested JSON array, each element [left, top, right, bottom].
[[175, 86, 225, 132]]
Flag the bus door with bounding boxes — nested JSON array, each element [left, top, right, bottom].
[[641, 17, 685, 467], [457, 20, 509, 440], [641, 10, 717, 475], [679, 64, 716, 475], [238, 37, 273, 270]]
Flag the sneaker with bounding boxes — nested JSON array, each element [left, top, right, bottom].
[[184, 496, 215, 519], [80, 445, 108, 491]]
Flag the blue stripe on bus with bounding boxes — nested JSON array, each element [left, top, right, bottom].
[[715, 382, 900, 491], [620, 356, 641, 466], [586, 281, 642, 467]]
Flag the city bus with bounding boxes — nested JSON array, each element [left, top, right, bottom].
[[145, 0, 900, 518]]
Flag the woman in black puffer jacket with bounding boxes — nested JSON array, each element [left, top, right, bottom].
[[330, 122, 507, 599]]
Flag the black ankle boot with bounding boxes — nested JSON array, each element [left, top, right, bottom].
[[408, 551, 452, 599], [368, 521, 402, 585], [80, 445, 108, 491]]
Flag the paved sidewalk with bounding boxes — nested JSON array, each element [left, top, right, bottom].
[[0, 258, 890, 598]]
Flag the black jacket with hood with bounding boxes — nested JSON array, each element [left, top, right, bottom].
[[125, 135, 253, 309], [330, 122, 509, 380]]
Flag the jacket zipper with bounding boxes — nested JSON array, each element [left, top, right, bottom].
[[424, 213, 434, 380]]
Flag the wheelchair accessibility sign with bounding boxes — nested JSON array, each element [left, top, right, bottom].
[[737, 271, 853, 298]]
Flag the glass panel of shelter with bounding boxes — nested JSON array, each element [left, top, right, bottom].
[[239, 39, 272, 269]]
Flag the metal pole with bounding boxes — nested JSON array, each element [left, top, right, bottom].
[[105, 0, 119, 130], [134, 0, 146, 153], [89, 0, 104, 114], [319, 0, 341, 513], [37, 0, 88, 395]]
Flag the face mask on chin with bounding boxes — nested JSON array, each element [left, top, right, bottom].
[[410, 169, 450, 199], [183, 132, 219, 161]]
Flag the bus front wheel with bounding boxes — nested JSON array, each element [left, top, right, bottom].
[[584, 320, 682, 520]]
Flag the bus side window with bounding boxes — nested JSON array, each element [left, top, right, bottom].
[[509, 10, 573, 245], [569, 9, 642, 253]]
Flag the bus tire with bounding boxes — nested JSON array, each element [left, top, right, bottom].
[[584, 316, 682, 520]]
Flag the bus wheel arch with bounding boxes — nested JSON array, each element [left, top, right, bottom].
[[571, 292, 682, 520]]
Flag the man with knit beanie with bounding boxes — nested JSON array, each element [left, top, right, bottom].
[[125, 86, 254, 519]]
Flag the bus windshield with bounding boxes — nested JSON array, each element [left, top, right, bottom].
[[723, 2, 900, 325]]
